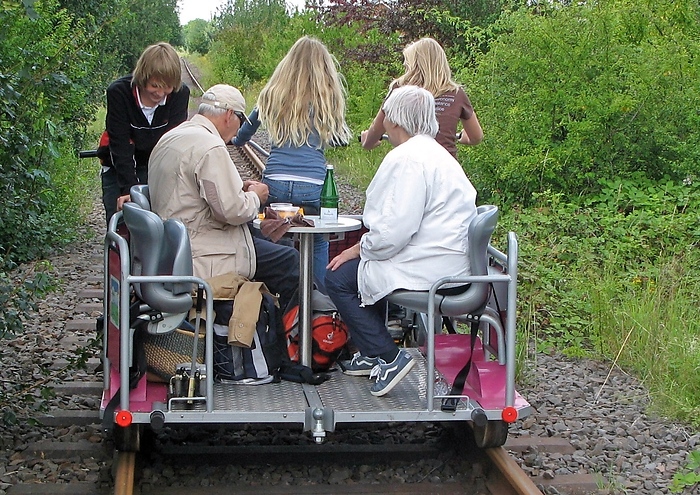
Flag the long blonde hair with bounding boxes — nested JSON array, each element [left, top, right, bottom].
[[392, 38, 459, 97], [257, 36, 352, 148]]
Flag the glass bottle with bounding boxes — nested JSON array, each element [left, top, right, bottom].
[[319, 164, 338, 224], [434, 370, 451, 397]]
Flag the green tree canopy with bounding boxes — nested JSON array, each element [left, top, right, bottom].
[[184, 18, 212, 54], [58, 0, 182, 73]]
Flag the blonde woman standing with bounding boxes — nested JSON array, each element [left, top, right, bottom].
[[234, 36, 352, 288], [360, 37, 482, 159]]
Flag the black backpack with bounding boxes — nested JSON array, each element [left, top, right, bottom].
[[208, 290, 330, 385], [212, 292, 284, 381]]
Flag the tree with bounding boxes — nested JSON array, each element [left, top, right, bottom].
[[184, 19, 212, 54], [57, 0, 182, 74]]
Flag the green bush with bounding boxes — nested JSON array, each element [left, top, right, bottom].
[[0, 1, 104, 335], [183, 19, 213, 55], [208, 0, 293, 87], [498, 173, 700, 351], [466, 1, 700, 206]]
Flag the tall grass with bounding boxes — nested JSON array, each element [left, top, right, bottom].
[[592, 257, 700, 427], [327, 141, 388, 193]]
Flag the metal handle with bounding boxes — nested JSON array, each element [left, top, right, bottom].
[[78, 150, 98, 159]]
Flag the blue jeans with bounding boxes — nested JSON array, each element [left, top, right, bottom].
[[324, 258, 396, 357], [101, 166, 148, 225], [263, 178, 328, 290], [253, 236, 299, 312]]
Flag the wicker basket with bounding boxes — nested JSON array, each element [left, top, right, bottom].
[[143, 329, 205, 381]]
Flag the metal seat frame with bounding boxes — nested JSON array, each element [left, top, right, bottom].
[[103, 204, 216, 415], [387, 205, 519, 410]]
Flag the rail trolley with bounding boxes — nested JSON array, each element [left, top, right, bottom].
[[98, 182, 532, 453]]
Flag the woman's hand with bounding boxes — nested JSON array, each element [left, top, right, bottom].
[[116, 194, 131, 211], [327, 243, 360, 271]]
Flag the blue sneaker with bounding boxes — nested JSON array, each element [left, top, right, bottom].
[[339, 352, 380, 376], [369, 350, 415, 397]]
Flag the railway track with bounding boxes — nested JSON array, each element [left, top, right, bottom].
[[181, 57, 205, 95], [228, 141, 266, 182], [11, 343, 596, 495]]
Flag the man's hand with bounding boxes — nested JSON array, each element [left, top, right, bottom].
[[245, 181, 269, 204], [327, 243, 360, 271]]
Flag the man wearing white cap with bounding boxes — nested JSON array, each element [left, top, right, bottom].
[[149, 84, 299, 310]]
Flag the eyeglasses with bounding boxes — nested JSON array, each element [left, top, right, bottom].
[[234, 111, 251, 127], [210, 100, 251, 126]]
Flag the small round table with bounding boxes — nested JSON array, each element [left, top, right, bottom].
[[253, 215, 362, 367]]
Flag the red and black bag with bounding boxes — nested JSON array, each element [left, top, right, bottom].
[[282, 289, 348, 372]]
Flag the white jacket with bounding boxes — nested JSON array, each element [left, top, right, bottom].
[[358, 134, 477, 305]]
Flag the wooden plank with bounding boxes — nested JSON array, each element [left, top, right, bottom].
[[7, 482, 107, 495], [26, 440, 108, 458], [536, 473, 603, 495], [36, 409, 100, 426], [49, 358, 100, 372], [78, 288, 103, 299], [142, 482, 472, 495], [65, 319, 99, 331], [50, 381, 103, 395], [75, 302, 103, 313], [505, 436, 576, 454]]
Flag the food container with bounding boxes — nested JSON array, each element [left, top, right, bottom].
[[271, 204, 300, 219]]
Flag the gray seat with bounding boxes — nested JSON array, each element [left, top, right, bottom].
[[122, 202, 193, 333], [387, 204, 498, 318], [129, 184, 151, 211]]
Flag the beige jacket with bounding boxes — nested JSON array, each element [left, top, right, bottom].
[[149, 114, 261, 280], [200, 272, 278, 349]]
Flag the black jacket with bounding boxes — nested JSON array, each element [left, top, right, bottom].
[[98, 75, 190, 195]]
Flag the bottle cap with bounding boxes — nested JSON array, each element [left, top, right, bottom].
[[326, 164, 334, 169]]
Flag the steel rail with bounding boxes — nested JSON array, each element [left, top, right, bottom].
[[240, 143, 266, 175], [246, 138, 270, 158], [486, 447, 543, 495], [113, 451, 136, 495], [181, 57, 205, 94]]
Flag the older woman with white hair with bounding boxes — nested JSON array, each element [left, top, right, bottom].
[[325, 85, 478, 397]]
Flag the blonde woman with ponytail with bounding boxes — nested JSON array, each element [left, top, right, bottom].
[[360, 37, 482, 159], [234, 36, 351, 288]]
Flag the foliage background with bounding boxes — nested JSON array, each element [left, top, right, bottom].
[[0, 0, 188, 335]]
